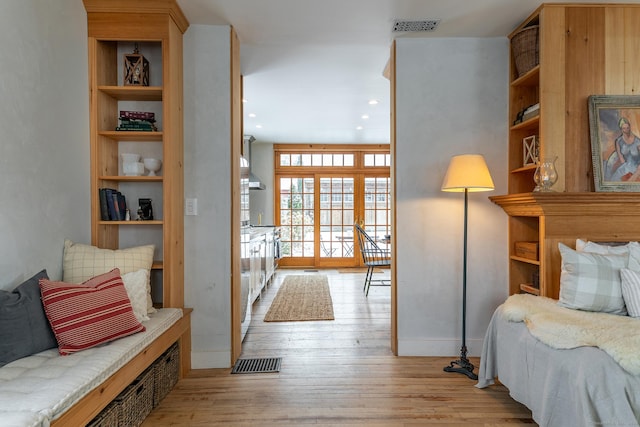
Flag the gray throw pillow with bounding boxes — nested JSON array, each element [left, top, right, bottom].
[[0, 270, 57, 366]]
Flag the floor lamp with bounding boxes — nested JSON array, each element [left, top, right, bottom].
[[441, 154, 494, 380]]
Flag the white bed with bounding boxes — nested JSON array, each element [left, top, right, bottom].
[[477, 300, 640, 427], [0, 308, 183, 427]]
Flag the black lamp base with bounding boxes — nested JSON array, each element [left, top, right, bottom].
[[444, 347, 477, 380]]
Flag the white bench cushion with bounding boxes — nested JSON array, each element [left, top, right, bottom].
[[0, 308, 182, 423]]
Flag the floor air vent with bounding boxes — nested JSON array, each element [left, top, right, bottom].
[[231, 357, 282, 374]]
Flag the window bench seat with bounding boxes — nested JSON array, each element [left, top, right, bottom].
[[0, 308, 191, 427]]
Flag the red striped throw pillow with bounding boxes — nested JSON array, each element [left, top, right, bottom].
[[39, 268, 145, 355]]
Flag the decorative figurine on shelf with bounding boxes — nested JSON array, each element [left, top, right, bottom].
[[123, 43, 149, 86]]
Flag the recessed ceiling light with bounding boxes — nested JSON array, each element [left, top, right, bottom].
[[361, 114, 369, 120], [356, 126, 363, 130], [242, 98, 248, 103], [368, 99, 379, 105], [256, 124, 263, 129], [248, 113, 256, 118]]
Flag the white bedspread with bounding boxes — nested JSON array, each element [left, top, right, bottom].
[[0, 308, 182, 427], [477, 303, 640, 427], [502, 293, 640, 375]]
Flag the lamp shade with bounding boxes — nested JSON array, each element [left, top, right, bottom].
[[441, 154, 494, 192]]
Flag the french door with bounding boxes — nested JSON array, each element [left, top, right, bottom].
[[275, 145, 390, 268], [317, 174, 357, 266]]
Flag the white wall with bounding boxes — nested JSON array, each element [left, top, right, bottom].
[[0, 0, 90, 289], [395, 37, 509, 356], [183, 24, 233, 368]]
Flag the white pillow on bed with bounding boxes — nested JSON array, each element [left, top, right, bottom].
[[575, 239, 631, 255], [122, 269, 151, 322], [558, 243, 628, 315], [626, 241, 640, 271], [620, 268, 640, 318]]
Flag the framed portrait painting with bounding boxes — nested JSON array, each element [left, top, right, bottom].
[[588, 95, 640, 192]]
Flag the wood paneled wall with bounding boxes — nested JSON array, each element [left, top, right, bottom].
[[539, 5, 640, 192]]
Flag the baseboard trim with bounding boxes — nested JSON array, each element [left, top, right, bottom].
[[398, 338, 483, 357], [191, 350, 232, 369]]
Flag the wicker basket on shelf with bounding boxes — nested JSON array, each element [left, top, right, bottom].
[[512, 25, 539, 77], [116, 366, 155, 427], [153, 342, 180, 407], [86, 401, 119, 427]]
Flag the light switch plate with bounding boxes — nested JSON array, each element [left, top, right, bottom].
[[185, 198, 198, 216]]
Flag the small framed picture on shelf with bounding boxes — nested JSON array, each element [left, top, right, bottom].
[[137, 198, 153, 220], [522, 135, 539, 166], [589, 95, 640, 192]]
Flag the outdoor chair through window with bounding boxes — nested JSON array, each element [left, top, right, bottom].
[[354, 223, 391, 296]]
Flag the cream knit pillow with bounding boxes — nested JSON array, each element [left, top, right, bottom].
[[62, 239, 156, 313]]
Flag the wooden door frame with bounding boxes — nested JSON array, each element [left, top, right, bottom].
[[231, 43, 398, 361]]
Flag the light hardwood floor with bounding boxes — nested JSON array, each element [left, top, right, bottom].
[[143, 269, 535, 426]]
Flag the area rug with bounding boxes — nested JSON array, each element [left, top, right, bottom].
[[264, 274, 334, 322], [337, 267, 383, 274]]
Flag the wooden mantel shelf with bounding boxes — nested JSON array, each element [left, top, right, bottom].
[[492, 191, 640, 299], [490, 192, 640, 217]]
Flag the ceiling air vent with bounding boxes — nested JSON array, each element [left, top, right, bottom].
[[392, 19, 440, 33]]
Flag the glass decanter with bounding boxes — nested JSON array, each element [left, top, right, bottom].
[[533, 156, 558, 192]]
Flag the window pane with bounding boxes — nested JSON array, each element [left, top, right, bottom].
[[333, 154, 343, 166], [291, 179, 303, 193], [291, 242, 303, 257], [303, 209, 314, 224], [344, 154, 354, 166], [301, 154, 312, 166], [304, 194, 314, 208], [323, 154, 332, 165], [320, 194, 330, 209], [304, 177, 314, 191], [280, 154, 290, 166], [280, 210, 291, 225], [343, 210, 354, 225], [303, 241, 314, 257], [280, 195, 291, 209], [364, 154, 374, 166], [303, 226, 314, 240], [320, 209, 331, 223], [292, 194, 302, 208]]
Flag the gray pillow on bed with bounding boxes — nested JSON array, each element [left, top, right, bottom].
[[558, 243, 628, 315], [0, 270, 57, 367]]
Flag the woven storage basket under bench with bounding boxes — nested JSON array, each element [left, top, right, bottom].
[[88, 342, 180, 427]]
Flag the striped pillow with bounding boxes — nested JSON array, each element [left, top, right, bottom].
[[39, 269, 145, 355], [620, 268, 640, 317]]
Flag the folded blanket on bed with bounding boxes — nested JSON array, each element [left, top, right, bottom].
[[502, 294, 640, 375]]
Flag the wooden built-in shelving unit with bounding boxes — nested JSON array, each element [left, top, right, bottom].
[[496, 3, 640, 299]]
